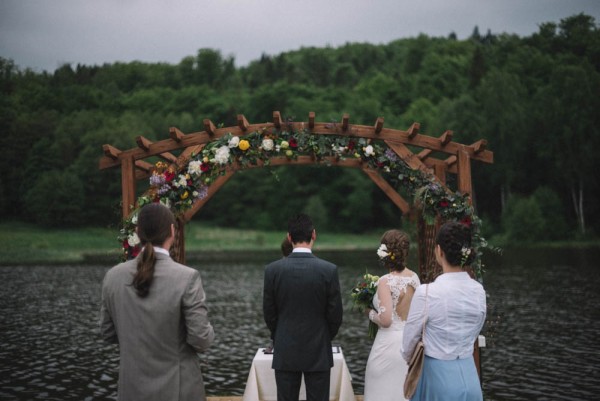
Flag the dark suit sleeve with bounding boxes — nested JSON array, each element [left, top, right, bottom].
[[262, 265, 277, 339], [326, 266, 343, 340]]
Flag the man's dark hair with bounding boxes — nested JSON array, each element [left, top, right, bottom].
[[287, 213, 314, 244]]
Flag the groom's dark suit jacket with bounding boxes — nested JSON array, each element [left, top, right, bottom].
[[263, 251, 343, 372]]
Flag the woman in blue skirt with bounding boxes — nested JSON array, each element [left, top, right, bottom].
[[402, 221, 486, 400]]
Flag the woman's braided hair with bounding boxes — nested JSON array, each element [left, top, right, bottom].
[[436, 221, 475, 267], [380, 229, 410, 272]]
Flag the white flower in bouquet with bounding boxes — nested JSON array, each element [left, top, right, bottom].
[[214, 145, 231, 165], [262, 138, 274, 151], [187, 160, 203, 176], [364, 145, 375, 157], [127, 232, 140, 247], [228, 136, 240, 148]]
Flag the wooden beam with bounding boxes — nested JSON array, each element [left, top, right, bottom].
[[102, 144, 121, 160], [203, 119, 216, 136], [374, 117, 384, 134], [273, 111, 282, 129], [457, 146, 472, 197], [407, 122, 420, 139], [169, 127, 185, 142], [434, 163, 447, 185], [341, 114, 350, 132], [363, 168, 411, 214], [445, 155, 457, 167], [385, 140, 430, 173], [237, 114, 249, 131], [121, 156, 136, 218], [135, 160, 153, 172], [471, 139, 487, 154], [135, 136, 153, 151], [417, 149, 433, 160], [308, 112, 315, 129], [99, 121, 494, 171], [135, 136, 177, 163], [439, 130, 453, 146]]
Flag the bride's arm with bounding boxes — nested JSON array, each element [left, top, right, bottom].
[[402, 284, 426, 362], [368, 277, 393, 328]]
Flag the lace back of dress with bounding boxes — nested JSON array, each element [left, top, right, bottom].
[[389, 274, 418, 322]]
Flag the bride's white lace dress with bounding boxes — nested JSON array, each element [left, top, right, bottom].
[[364, 272, 420, 401]]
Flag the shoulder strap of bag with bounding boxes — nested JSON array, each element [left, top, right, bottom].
[[421, 284, 429, 343]]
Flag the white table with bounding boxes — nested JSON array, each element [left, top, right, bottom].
[[242, 347, 356, 401]]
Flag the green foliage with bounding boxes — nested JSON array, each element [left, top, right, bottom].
[[501, 195, 545, 244], [2, 13, 600, 241], [24, 171, 85, 227]]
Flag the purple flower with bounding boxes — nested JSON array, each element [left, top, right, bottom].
[[150, 173, 166, 187], [384, 148, 399, 162], [196, 185, 209, 199], [158, 184, 171, 195]]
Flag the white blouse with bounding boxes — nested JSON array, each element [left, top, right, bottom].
[[402, 271, 486, 361]]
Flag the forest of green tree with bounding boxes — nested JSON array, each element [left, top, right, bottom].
[[1, 13, 599, 243]]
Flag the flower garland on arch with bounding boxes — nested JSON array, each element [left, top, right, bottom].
[[118, 127, 488, 278]]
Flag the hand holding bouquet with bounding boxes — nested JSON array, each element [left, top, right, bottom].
[[350, 272, 380, 339]]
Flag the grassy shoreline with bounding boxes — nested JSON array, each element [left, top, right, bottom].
[[0, 221, 383, 266], [2, 221, 598, 266]]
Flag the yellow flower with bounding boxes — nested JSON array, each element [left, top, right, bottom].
[[285, 150, 293, 157], [203, 157, 209, 163], [239, 139, 250, 151], [281, 140, 289, 149], [181, 191, 189, 200], [354, 152, 360, 158]]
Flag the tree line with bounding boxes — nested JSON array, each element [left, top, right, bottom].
[[1, 13, 599, 243]]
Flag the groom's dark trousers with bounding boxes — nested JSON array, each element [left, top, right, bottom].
[[263, 252, 343, 401]]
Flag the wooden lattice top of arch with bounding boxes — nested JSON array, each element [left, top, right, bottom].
[[99, 111, 493, 222]]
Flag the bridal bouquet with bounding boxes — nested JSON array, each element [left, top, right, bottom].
[[350, 272, 380, 339]]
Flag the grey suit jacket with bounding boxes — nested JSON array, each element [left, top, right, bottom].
[[100, 253, 214, 401], [263, 252, 343, 372]]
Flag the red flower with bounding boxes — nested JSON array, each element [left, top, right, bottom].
[[461, 216, 472, 227], [122, 239, 130, 249], [439, 200, 449, 208], [164, 171, 175, 182], [289, 137, 298, 148], [200, 162, 211, 172], [187, 180, 192, 186], [347, 140, 355, 151], [131, 246, 141, 258]]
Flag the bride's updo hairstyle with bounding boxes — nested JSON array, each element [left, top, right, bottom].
[[436, 221, 475, 268], [131, 203, 175, 297], [380, 229, 410, 272]]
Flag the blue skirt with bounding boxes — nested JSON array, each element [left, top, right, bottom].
[[411, 356, 483, 401]]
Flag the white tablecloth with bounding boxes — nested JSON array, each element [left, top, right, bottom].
[[242, 347, 355, 401]]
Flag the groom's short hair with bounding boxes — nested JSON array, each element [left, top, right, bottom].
[[288, 213, 314, 244]]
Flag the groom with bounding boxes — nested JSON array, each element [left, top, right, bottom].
[[263, 213, 343, 401]]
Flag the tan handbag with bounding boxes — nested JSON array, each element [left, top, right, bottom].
[[403, 284, 429, 399]]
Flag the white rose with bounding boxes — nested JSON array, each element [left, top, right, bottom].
[[364, 145, 375, 157], [174, 174, 187, 188], [127, 232, 140, 247], [228, 136, 240, 148], [262, 138, 274, 151], [188, 160, 202, 176], [214, 145, 230, 165], [130, 213, 138, 225]]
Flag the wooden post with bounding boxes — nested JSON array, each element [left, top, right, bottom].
[[171, 217, 186, 264], [121, 155, 136, 218], [457, 146, 472, 197]]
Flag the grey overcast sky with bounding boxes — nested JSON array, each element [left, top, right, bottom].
[[1, 0, 599, 73]]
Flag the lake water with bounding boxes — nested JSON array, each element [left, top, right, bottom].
[[1, 248, 599, 400]]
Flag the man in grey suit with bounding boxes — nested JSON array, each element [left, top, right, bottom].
[[100, 203, 215, 401], [263, 213, 343, 401]]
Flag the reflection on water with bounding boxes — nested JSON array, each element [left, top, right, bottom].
[[1, 248, 599, 400]]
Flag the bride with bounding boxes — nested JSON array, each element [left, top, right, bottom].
[[364, 229, 420, 401]]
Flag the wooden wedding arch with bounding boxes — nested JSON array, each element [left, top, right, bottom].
[[99, 111, 493, 281]]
